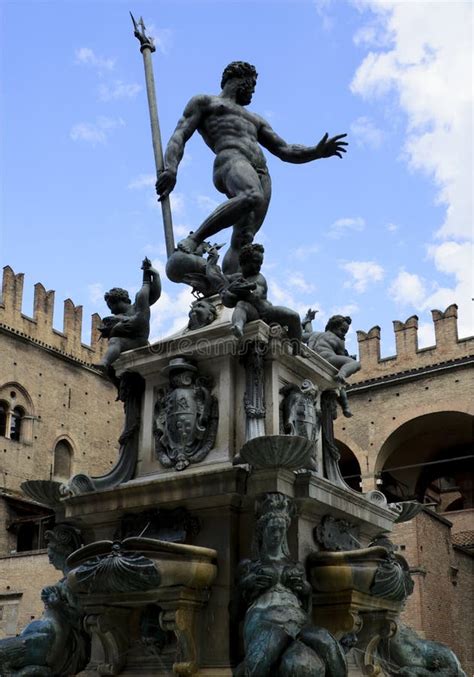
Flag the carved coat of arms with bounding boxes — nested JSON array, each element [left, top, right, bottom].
[[154, 358, 218, 471], [280, 379, 321, 442]]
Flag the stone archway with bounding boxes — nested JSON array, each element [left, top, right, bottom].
[[375, 411, 473, 506]]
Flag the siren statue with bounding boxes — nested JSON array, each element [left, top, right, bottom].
[[0, 525, 89, 676], [235, 493, 347, 676]]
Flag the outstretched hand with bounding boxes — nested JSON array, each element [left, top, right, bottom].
[[315, 132, 348, 159], [156, 168, 177, 200], [303, 308, 317, 323]]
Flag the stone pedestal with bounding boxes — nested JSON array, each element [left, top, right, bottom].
[[53, 311, 401, 675]]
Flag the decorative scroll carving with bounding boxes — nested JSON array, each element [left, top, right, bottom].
[[160, 604, 201, 676], [154, 358, 218, 471], [83, 608, 130, 676]]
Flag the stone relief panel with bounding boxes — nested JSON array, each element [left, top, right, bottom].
[[280, 379, 321, 442]]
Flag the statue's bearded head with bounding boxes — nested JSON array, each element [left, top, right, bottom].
[[221, 61, 258, 106]]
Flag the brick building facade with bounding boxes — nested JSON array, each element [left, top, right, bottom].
[[0, 265, 123, 635], [335, 304, 474, 673]]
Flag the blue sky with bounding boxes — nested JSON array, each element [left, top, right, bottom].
[[1, 0, 472, 356]]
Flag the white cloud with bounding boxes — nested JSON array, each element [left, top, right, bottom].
[[287, 273, 315, 294], [292, 243, 320, 260], [88, 282, 105, 304], [75, 47, 115, 71], [128, 174, 155, 190], [314, 0, 334, 31], [386, 222, 398, 232], [427, 240, 472, 280], [149, 283, 194, 340], [128, 174, 187, 218], [350, 116, 384, 148], [98, 80, 141, 101], [389, 269, 426, 307], [143, 244, 164, 258], [70, 117, 125, 145], [268, 279, 321, 320], [170, 192, 186, 217], [351, 1, 473, 242], [423, 240, 473, 337], [145, 25, 173, 55], [330, 303, 359, 317], [328, 216, 365, 239], [181, 151, 192, 169], [417, 321, 436, 349], [387, 244, 473, 337], [196, 194, 219, 212], [342, 260, 384, 293], [174, 224, 191, 238], [351, 2, 473, 337], [268, 280, 298, 308]]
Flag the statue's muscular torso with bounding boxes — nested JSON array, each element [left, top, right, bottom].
[[191, 95, 268, 173]]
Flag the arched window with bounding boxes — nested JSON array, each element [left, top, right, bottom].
[[53, 440, 73, 479], [0, 401, 7, 437], [0, 384, 34, 444], [10, 406, 25, 442]]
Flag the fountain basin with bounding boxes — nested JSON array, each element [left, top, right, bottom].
[[235, 434, 316, 470], [67, 537, 218, 595], [307, 545, 411, 601]]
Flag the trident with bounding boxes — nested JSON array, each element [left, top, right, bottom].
[[131, 12, 175, 257]]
